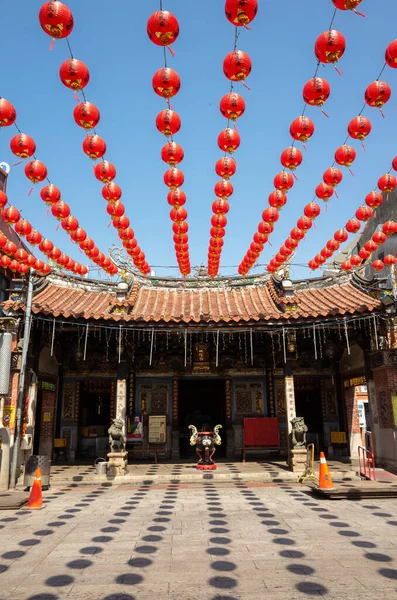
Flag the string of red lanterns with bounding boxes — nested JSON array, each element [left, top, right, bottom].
[[148, 6, 191, 277], [340, 220, 397, 273], [206, 0, 257, 278], [38, 1, 149, 276]]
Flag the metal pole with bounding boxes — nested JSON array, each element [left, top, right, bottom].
[[9, 271, 34, 489]]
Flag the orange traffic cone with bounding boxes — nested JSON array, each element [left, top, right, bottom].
[[26, 468, 44, 509], [319, 452, 333, 489]]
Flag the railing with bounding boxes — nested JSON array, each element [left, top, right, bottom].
[[297, 443, 318, 484], [358, 445, 376, 481]]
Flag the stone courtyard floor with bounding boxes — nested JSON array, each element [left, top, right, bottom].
[[1, 480, 397, 599]]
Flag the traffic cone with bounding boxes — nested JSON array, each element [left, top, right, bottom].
[[319, 452, 333, 489], [26, 468, 44, 509]]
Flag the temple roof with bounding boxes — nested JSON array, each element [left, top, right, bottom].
[[3, 271, 381, 326]]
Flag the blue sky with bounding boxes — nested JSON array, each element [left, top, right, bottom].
[[2, 0, 397, 280]]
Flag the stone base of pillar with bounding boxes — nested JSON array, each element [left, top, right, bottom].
[[107, 451, 128, 477], [288, 447, 307, 472]]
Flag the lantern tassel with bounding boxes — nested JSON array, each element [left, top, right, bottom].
[[243, 24, 251, 30], [49, 38, 55, 51], [303, 143, 307, 152], [292, 172, 299, 181], [56, 223, 60, 231], [242, 81, 251, 91], [321, 109, 330, 118], [361, 140, 366, 151], [334, 189, 339, 199], [12, 160, 23, 167], [233, 122, 239, 132], [353, 8, 366, 16], [28, 186, 34, 196], [167, 46, 176, 57], [107, 221, 111, 228], [348, 167, 355, 177], [380, 108, 386, 118], [46, 208, 49, 217], [73, 90, 80, 102], [334, 65, 343, 76]]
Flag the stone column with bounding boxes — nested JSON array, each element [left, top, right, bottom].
[[370, 350, 397, 471], [343, 385, 361, 460], [171, 378, 179, 460], [284, 361, 304, 472]]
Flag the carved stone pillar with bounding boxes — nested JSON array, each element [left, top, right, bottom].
[[285, 361, 297, 469]]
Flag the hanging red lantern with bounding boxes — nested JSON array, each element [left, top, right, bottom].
[[346, 218, 360, 233], [80, 237, 95, 252], [372, 231, 387, 246], [383, 221, 397, 236], [156, 109, 181, 136], [118, 227, 134, 241], [385, 40, 397, 69], [280, 146, 302, 171], [378, 173, 397, 194], [268, 190, 287, 210], [212, 199, 230, 214], [215, 157, 237, 179], [308, 259, 319, 270], [323, 167, 343, 188], [214, 179, 234, 198], [147, 10, 179, 47], [304, 202, 321, 220], [164, 167, 184, 189], [315, 182, 334, 202], [335, 145, 356, 167], [297, 216, 312, 232], [285, 236, 298, 250], [113, 215, 130, 230], [107, 201, 124, 219], [290, 116, 315, 143], [94, 161, 116, 183], [3, 241, 17, 256], [290, 227, 305, 241], [303, 77, 331, 107], [60, 58, 89, 91], [173, 221, 189, 234], [0, 255, 11, 269], [359, 248, 371, 260], [355, 205, 372, 222], [211, 214, 227, 228], [0, 98, 16, 127], [217, 128, 241, 153], [72, 263, 81, 275], [168, 189, 186, 206], [254, 232, 267, 245], [0, 191, 7, 208], [365, 81, 392, 111], [262, 207, 279, 223], [25, 160, 47, 183], [162, 142, 184, 165], [14, 248, 29, 263], [315, 30, 346, 65], [274, 171, 294, 192], [320, 247, 333, 259], [102, 182, 122, 201], [348, 116, 372, 144], [80, 265, 89, 276], [331, 0, 364, 15], [10, 133, 36, 158], [8, 260, 21, 273], [71, 228, 87, 243], [73, 102, 100, 129], [365, 191, 383, 209], [40, 184, 61, 206], [258, 221, 274, 235], [350, 254, 362, 266], [38, 238, 54, 254], [275, 251, 286, 263], [26, 229, 42, 246], [326, 239, 340, 252], [51, 200, 70, 220], [124, 237, 138, 250], [82, 135, 107, 159], [1, 206, 20, 225], [384, 254, 397, 266], [373, 259, 384, 271], [341, 260, 352, 272], [223, 49, 252, 81], [279, 245, 292, 258], [152, 68, 181, 99], [86, 247, 99, 260], [14, 219, 33, 237], [225, 0, 258, 26], [220, 92, 246, 120], [48, 246, 61, 261], [39, 1, 74, 39]]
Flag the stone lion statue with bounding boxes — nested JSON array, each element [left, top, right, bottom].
[[108, 418, 126, 453], [291, 416, 308, 447]]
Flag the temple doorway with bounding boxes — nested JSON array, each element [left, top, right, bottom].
[[77, 380, 111, 459], [295, 379, 324, 452], [178, 378, 226, 458]]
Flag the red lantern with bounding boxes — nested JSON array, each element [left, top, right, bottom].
[[223, 50, 252, 81], [373, 260, 384, 272], [350, 254, 362, 267], [326, 239, 340, 252], [152, 68, 180, 99], [8, 260, 21, 273], [392, 157, 397, 172], [3, 241, 17, 256], [214, 179, 234, 198], [162, 142, 184, 165], [280, 146, 302, 171], [290, 227, 305, 241], [0, 98, 16, 127], [118, 227, 134, 241], [285, 237, 298, 250], [323, 167, 343, 188], [385, 40, 397, 69], [156, 109, 181, 136], [79, 238, 94, 253], [73, 102, 100, 129], [348, 116, 372, 144], [39, 1, 74, 39], [211, 214, 227, 228], [14, 248, 29, 263], [80, 265, 88, 276], [296, 216, 312, 232], [254, 232, 267, 244], [173, 221, 189, 235], [38, 238, 54, 254], [14, 219, 32, 237], [1, 206, 20, 225], [331, 0, 364, 15], [372, 231, 387, 246], [220, 92, 245, 120], [320, 247, 333, 259], [384, 254, 397, 266], [217, 128, 240, 153], [147, 10, 179, 47], [0, 255, 11, 269], [335, 145, 356, 167], [355, 205, 372, 222], [378, 173, 397, 194], [113, 215, 130, 230], [40, 184, 61, 206], [262, 207, 279, 223], [51, 200, 70, 220], [279, 245, 292, 258], [383, 221, 397, 236], [308, 259, 319, 270], [274, 171, 294, 192], [60, 58, 89, 91], [346, 218, 360, 233], [107, 201, 124, 219], [25, 160, 47, 183], [365, 81, 392, 110], [304, 202, 321, 220], [315, 30, 346, 65], [26, 229, 42, 246], [48, 246, 61, 261], [290, 116, 314, 143], [364, 240, 378, 254], [123, 237, 138, 250], [0, 191, 7, 208], [215, 157, 237, 179], [315, 182, 334, 202], [365, 191, 383, 209], [82, 135, 107, 159], [94, 161, 116, 183], [258, 221, 274, 235], [225, 0, 258, 26], [268, 190, 287, 210], [341, 260, 352, 272], [303, 77, 331, 107], [164, 167, 184, 189], [10, 134, 36, 158], [71, 228, 87, 243], [61, 215, 79, 233], [212, 199, 230, 215], [359, 248, 371, 260], [168, 189, 186, 206], [102, 182, 122, 202]]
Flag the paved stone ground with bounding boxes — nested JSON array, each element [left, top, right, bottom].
[[1, 476, 397, 599]]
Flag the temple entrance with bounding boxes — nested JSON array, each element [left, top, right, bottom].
[[77, 380, 111, 459], [295, 380, 324, 452], [178, 378, 226, 458]]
